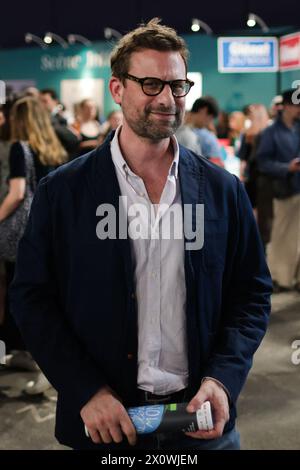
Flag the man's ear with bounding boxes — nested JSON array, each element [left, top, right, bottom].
[[109, 77, 123, 105]]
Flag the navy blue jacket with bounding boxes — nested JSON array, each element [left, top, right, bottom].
[[10, 135, 272, 449]]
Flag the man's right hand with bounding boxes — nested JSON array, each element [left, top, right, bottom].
[[80, 386, 137, 446]]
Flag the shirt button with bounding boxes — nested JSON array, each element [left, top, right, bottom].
[[127, 353, 134, 360]]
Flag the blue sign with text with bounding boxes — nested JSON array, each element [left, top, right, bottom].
[[218, 37, 278, 73]]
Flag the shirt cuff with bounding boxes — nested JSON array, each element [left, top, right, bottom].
[[201, 376, 232, 404]]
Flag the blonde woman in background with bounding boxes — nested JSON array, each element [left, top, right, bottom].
[[0, 96, 67, 226], [72, 98, 103, 155], [0, 96, 67, 394]]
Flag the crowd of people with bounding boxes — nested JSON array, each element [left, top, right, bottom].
[[0, 89, 123, 393], [176, 91, 300, 280]]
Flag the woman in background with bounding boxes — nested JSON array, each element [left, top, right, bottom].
[[238, 104, 271, 248], [0, 102, 13, 328], [73, 98, 103, 155], [0, 96, 67, 394]]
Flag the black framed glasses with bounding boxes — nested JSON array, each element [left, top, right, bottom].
[[123, 73, 194, 97]]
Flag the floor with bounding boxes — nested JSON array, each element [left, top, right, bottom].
[[0, 291, 299, 450]]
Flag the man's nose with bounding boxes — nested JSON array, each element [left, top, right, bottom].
[[155, 83, 175, 106]]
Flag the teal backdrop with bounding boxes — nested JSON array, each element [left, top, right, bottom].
[[0, 34, 299, 115]]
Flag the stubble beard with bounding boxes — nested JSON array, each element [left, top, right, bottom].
[[124, 104, 183, 141]]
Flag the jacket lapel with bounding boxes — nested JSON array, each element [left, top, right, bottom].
[[88, 133, 135, 295], [179, 146, 205, 392], [178, 146, 204, 279]]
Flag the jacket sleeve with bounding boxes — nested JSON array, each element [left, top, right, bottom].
[[9, 178, 107, 411], [256, 127, 290, 177], [203, 179, 273, 404]]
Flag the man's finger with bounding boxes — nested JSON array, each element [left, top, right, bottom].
[[186, 389, 208, 412], [185, 415, 226, 440], [120, 416, 137, 446], [99, 428, 113, 444], [109, 424, 124, 444], [89, 429, 102, 444], [185, 429, 221, 440], [213, 418, 226, 436]]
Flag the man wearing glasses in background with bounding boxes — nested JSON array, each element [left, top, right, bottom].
[[10, 18, 272, 450]]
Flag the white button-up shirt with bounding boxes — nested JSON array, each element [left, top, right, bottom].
[[111, 127, 188, 395]]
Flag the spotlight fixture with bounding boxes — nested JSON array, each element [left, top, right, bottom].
[[104, 27, 122, 40], [43, 34, 53, 45], [44, 32, 69, 48], [67, 34, 92, 46], [25, 33, 48, 49], [191, 18, 213, 35], [247, 13, 269, 32]]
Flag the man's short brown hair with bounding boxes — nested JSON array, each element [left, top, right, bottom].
[[110, 18, 189, 81]]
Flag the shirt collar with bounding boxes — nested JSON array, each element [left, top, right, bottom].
[[111, 125, 179, 179]]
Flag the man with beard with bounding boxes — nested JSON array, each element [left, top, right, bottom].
[[10, 19, 272, 450]]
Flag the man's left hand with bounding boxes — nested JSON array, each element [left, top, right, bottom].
[[185, 379, 229, 440]]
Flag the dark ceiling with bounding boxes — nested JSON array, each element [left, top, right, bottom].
[[1, 0, 299, 49]]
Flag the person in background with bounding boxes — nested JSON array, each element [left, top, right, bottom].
[[176, 111, 202, 156], [40, 89, 80, 159], [238, 104, 271, 248], [257, 89, 300, 292], [0, 108, 5, 127], [228, 111, 246, 149], [269, 95, 283, 121], [0, 102, 12, 202], [189, 96, 223, 166], [0, 96, 67, 392], [216, 111, 230, 139], [100, 109, 124, 141], [72, 98, 103, 155], [22, 87, 40, 99], [239, 104, 270, 201], [0, 102, 13, 329]]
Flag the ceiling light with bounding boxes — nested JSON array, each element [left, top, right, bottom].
[[247, 13, 269, 32], [44, 35, 53, 44], [104, 27, 122, 40], [25, 33, 48, 49], [191, 18, 213, 35], [67, 34, 92, 46], [45, 32, 69, 48], [191, 20, 200, 32]]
